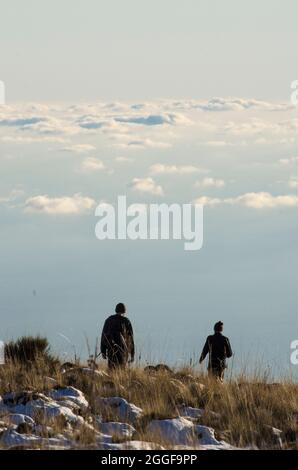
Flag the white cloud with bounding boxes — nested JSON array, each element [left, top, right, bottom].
[[194, 196, 221, 206], [0, 135, 67, 144], [60, 144, 96, 153], [81, 157, 106, 172], [115, 137, 172, 149], [150, 164, 206, 175], [279, 156, 298, 165], [203, 140, 231, 147], [288, 177, 298, 188], [130, 177, 164, 196], [194, 192, 298, 209], [196, 97, 290, 112], [24, 193, 95, 215], [114, 112, 191, 126], [115, 156, 134, 163], [195, 177, 225, 188], [0, 189, 25, 205]]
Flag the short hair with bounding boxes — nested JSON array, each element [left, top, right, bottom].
[[214, 321, 223, 332], [115, 303, 126, 314]]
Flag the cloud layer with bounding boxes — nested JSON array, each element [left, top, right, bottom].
[[194, 192, 298, 209], [24, 194, 95, 215]]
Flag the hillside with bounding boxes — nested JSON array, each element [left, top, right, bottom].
[[0, 357, 297, 450]]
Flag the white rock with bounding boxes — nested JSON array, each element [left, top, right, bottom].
[[3, 414, 35, 427], [102, 440, 164, 450], [47, 386, 89, 411], [0, 429, 72, 449], [99, 421, 136, 439], [6, 395, 80, 425], [147, 417, 195, 445], [98, 397, 143, 423], [147, 417, 236, 449], [179, 406, 205, 419], [179, 406, 220, 420], [195, 424, 221, 446]]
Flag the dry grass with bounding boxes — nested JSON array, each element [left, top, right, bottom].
[[0, 359, 297, 449]]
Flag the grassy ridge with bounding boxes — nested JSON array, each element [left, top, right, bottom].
[[0, 355, 297, 449]]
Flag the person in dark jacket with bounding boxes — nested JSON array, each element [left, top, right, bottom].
[[101, 303, 135, 369], [199, 321, 232, 381]]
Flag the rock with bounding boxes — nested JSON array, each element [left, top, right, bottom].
[[3, 413, 35, 427], [102, 440, 165, 450], [16, 422, 34, 434], [265, 425, 283, 449], [146, 416, 236, 449], [2, 414, 35, 435], [179, 406, 220, 421], [43, 377, 58, 387], [47, 386, 89, 411], [97, 420, 136, 439], [98, 397, 143, 423], [144, 364, 173, 374], [62, 366, 109, 378], [3, 391, 82, 425], [0, 429, 72, 449], [147, 417, 195, 445], [179, 406, 205, 419]]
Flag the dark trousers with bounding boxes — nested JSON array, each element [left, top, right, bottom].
[[107, 350, 127, 370], [208, 362, 225, 382]]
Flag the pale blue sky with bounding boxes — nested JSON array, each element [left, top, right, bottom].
[[1, 0, 298, 101], [0, 2, 298, 376]]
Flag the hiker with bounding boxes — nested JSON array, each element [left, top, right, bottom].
[[100, 303, 135, 369], [199, 321, 232, 381]]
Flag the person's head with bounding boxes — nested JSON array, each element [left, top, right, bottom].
[[214, 321, 223, 333], [115, 302, 126, 315]]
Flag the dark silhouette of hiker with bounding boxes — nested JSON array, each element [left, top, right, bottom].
[[101, 303, 135, 369], [199, 321, 232, 381]]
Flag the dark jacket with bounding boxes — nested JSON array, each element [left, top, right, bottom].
[[200, 332, 232, 370], [101, 314, 135, 360]]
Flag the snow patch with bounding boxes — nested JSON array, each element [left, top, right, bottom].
[[98, 397, 143, 423]]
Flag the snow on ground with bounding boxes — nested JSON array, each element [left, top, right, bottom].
[[0, 387, 238, 450], [96, 419, 136, 439], [102, 440, 165, 450], [98, 397, 143, 423], [48, 386, 89, 411], [147, 416, 236, 449], [1, 391, 83, 425], [179, 406, 221, 420], [0, 429, 72, 449], [179, 406, 205, 419], [2, 413, 35, 427]]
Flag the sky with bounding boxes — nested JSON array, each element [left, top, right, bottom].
[[0, 1, 298, 376]]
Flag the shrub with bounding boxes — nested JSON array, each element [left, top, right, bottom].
[[4, 336, 56, 365]]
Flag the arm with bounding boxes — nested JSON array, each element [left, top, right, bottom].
[[126, 319, 135, 361], [199, 337, 210, 363], [100, 320, 109, 358], [225, 338, 233, 358]]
